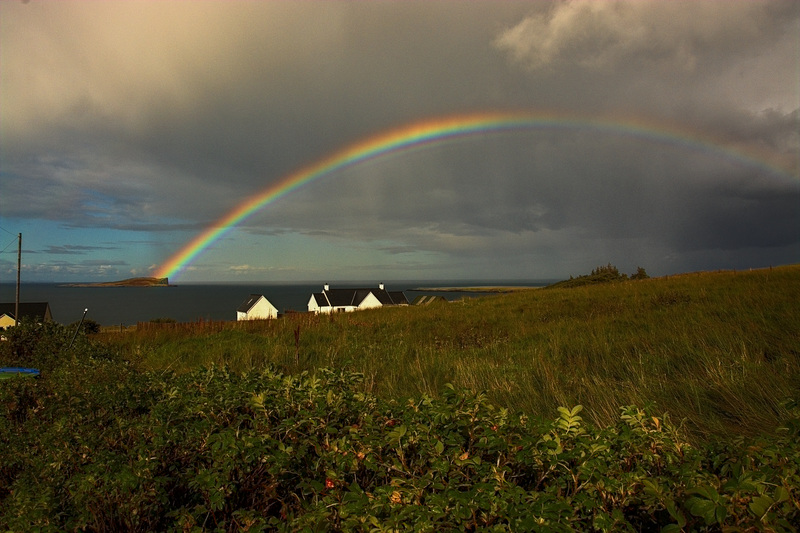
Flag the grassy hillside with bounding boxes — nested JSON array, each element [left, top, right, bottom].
[[2, 266, 798, 530], [97, 265, 800, 443]]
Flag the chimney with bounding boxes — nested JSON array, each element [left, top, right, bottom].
[[379, 283, 384, 290], [324, 283, 329, 291]]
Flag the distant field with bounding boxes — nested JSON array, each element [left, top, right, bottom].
[[410, 286, 539, 293], [97, 264, 800, 444]]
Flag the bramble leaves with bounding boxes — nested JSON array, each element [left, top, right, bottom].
[[556, 404, 584, 435], [1, 360, 798, 531]]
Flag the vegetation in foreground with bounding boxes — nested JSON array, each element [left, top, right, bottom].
[[1, 265, 798, 530], [1, 360, 798, 531]]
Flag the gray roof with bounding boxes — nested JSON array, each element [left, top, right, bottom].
[[237, 294, 265, 313], [314, 286, 407, 308], [388, 291, 408, 305], [327, 288, 369, 307], [411, 294, 448, 305], [0, 302, 53, 321], [311, 292, 329, 307]]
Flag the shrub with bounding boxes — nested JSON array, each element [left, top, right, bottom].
[[631, 266, 649, 280], [149, 317, 177, 324], [70, 318, 102, 335], [0, 319, 74, 370], [2, 362, 798, 531], [547, 263, 631, 288]]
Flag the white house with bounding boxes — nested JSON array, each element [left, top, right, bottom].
[[236, 294, 278, 321], [307, 283, 408, 314]]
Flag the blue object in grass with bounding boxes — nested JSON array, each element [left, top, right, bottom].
[[0, 367, 40, 379]]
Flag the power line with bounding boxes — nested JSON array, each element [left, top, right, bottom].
[[0, 225, 17, 237], [0, 227, 21, 253], [0, 237, 19, 254]]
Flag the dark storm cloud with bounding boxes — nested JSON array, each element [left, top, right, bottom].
[[669, 180, 800, 252], [249, 128, 799, 256]]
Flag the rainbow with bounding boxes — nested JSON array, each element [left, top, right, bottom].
[[154, 110, 796, 280]]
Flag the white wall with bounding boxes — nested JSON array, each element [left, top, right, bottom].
[[357, 292, 383, 310], [238, 297, 278, 320]]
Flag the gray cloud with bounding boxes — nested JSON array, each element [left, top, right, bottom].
[[493, 1, 797, 73], [1, 1, 797, 281], [79, 259, 128, 267], [42, 244, 119, 255]]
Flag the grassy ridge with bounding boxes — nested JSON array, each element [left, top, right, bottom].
[[97, 265, 800, 443], [2, 266, 799, 530]]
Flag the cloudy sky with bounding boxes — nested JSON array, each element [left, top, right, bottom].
[[1, 1, 798, 283]]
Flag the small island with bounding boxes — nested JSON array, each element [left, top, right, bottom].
[[62, 277, 170, 288]]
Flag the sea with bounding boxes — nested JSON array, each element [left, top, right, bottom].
[[0, 280, 553, 326]]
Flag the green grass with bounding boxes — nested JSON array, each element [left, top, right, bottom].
[[96, 265, 800, 444], [2, 270, 799, 530]]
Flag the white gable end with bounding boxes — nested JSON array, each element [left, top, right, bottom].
[[357, 292, 383, 310], [237, 295, 278, 320]]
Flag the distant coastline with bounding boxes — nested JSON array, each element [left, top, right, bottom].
[[2, 280, 550, 325], [61, 277, 170, 288], [410, 286, 540, 293]]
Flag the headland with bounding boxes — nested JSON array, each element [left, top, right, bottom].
[[61, 277, 170, 288]]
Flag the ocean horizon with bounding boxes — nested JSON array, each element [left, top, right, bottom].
[[0, 280, 555, 326]]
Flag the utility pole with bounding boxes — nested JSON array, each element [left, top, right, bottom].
[[15, 233, 21, 327], [68, 308, 88, 350]]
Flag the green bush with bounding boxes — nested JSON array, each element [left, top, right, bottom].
[[547, 263, 630, 288], [149, 317, 177, 324], [0, 318, 118, 372], [69, 318, 102, 335], [2, 361, 798, 531], [630, 266, 649, 280], [0, 319, 73, 370]]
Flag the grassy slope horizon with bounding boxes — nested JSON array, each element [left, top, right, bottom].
[[95, 264, 800, 444]]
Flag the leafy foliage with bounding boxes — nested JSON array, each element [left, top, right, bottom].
[[547, 263, 650, 288], [0, 319, 71, 369], [0, 317, 119, 372], [2, 358, 798, 531], [0, 318, 102, 371], [70, 318, 102, 335]]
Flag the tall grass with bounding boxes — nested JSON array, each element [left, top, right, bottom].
[[96, 265, 800, 443]]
